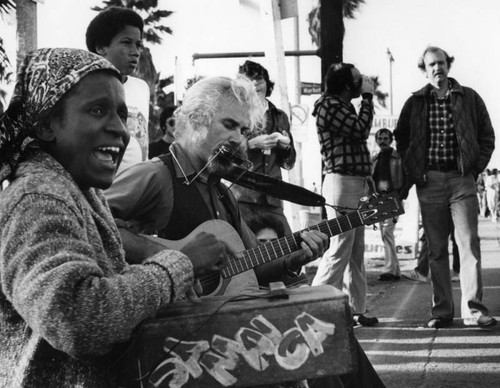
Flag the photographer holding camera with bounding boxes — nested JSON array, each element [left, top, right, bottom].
[[311, 63, 378, 327]]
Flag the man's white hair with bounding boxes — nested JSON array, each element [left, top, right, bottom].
[[174, 76, 265, 142]]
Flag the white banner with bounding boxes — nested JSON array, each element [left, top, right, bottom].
[[365, 187, 420, 260]]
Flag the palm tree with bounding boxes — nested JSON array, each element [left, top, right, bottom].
[[307, 0, 387, 109], [371, 76, 388, 111], [0, 0, 14, 14], [307, 0, 365, 49]]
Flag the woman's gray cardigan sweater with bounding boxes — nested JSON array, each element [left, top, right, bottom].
[[0, 149, 193, 387]]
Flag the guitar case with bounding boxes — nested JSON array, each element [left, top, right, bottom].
[[117, 285, 356, 387]]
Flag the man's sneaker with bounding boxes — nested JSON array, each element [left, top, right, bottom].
[[464, 301, 498, 328], [353, 314, 379, 327], [401, 269, 427, 283], [478, 315, 497, 328], [463, 315, 497, 328]]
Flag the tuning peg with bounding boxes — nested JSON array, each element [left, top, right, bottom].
[[372, 224, 378, 231], [392, 217, 397, 224]]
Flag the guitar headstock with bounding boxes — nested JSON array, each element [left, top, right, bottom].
[[358, 191, 405, 226]]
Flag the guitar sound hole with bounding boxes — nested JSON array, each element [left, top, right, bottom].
[[199, 270, 221, 296]]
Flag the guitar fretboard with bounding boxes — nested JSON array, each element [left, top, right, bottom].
[[221, 210, 364, 278]]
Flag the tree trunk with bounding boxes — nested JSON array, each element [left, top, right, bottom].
[[16, 0, 37, 68], [319, 0, 343, 90]]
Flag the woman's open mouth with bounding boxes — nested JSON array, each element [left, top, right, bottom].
[[93, 146, 121, 165]]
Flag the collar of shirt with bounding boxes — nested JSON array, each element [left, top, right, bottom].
[[430, 80, 452, 100]]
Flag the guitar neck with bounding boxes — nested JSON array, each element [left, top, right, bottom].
[[222, 210, 363, 278]]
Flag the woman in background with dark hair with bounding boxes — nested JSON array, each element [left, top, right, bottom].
[[231, 60, 296, 235]]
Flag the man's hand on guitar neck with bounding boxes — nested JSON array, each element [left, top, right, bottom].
[[285, 230, 329, 274]]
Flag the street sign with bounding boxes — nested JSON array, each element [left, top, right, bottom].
[[301, 82, 322, 95]]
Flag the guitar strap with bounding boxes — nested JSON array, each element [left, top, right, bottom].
[[219, 165, 326, 207]]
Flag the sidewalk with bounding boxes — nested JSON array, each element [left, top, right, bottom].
[[357, 217, 500, 387]]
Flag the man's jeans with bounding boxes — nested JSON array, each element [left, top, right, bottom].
[[380, 218, 400, 276], [312, 173, 368, 314], [417, 171, 484, 320]]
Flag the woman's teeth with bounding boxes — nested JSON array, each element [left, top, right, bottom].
[[95, 146, 120, 163]]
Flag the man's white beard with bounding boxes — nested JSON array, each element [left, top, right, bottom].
[[207, 142, 248, 175]]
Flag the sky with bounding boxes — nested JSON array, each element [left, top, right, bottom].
[[2, 0, 500, 172]]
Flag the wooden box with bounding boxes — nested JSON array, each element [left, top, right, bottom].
[[118, 285, 356, 387]]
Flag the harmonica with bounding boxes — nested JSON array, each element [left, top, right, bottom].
[[217, 145, 253, 169]]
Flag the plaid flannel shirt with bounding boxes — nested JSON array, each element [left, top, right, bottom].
[[428, 88, 458, 165], [313, 94, 373, 176]]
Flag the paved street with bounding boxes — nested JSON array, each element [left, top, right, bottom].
[[356, 217, 500, 387]]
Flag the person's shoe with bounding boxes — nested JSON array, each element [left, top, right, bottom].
[[353, 314, 379, 327], [401, 269, 427, 283], [378, 272, 401, 281], [451, 271, 460, 282], [478, 315, 497, 328], [464, 301, 498, 328], [463, 315, 497, 328], [427, 316, 453, 328]]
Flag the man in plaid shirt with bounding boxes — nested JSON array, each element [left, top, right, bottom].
[[311, 63, 378, 327], [394, 46, 496, 329]]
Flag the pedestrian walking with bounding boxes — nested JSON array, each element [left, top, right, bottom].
[[394, 46, 496, 329]]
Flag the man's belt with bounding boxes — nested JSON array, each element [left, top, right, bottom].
[[427, 161, 458, 172]]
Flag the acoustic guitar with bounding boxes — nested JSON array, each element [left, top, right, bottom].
[[143, 191, 404, 297]]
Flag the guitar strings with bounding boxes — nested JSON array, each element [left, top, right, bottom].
[[200, 197, 387, 292]]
